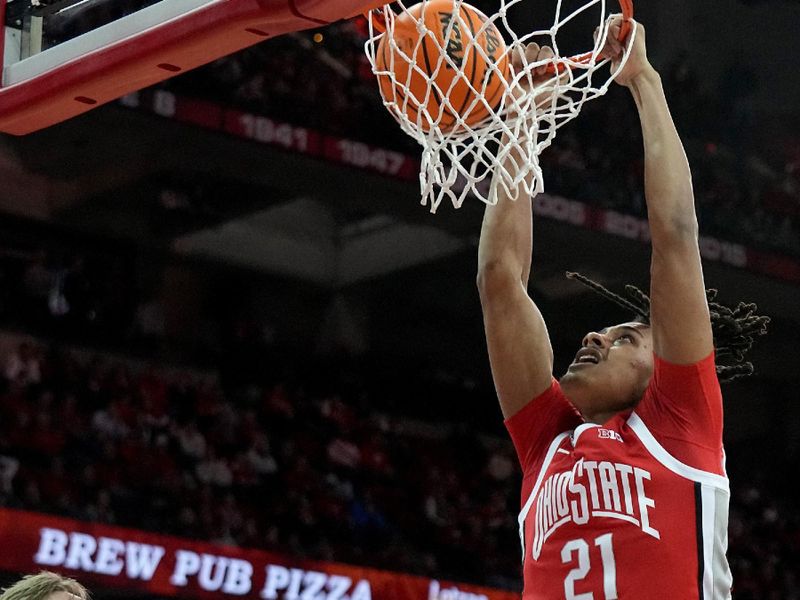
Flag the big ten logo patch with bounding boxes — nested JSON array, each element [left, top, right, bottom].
[[598, 429, 623, 443]]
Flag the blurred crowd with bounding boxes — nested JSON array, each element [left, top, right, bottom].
[[728, 479, 800, 599], [163, 22, 800, 257], [0, 337, 521, 589], [0, 336, 797, 597]]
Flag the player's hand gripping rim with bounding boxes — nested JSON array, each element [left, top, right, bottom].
[[595, 15, 652, 87]]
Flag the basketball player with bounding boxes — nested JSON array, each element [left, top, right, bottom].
[[0, 572, 89, 600], [477, 16, 767, 599]]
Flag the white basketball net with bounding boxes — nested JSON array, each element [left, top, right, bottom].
[[364, 1, 635, 213]]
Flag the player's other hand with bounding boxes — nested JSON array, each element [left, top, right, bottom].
[[510, 43, 568, 108], [597, 15, 654, 87]]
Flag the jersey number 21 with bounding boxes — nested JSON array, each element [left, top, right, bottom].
[[561, 533, 617, 600]]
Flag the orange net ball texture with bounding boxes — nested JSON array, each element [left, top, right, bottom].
[[375, 0, 510, 133]]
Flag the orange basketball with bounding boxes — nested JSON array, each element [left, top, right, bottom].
[[375, 0, 509, 133]]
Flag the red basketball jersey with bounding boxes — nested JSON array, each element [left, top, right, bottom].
[[505, 352, 732, 599]]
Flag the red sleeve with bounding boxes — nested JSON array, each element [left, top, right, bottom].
[[504, 380, 583, 477], [636, 351, 726, 476]]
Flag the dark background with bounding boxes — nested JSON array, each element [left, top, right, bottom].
[[1, 0, 799, 597]]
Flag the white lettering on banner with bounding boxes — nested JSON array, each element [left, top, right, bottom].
[[533, 195, 587, 226], [124, 542, 164, 580], [260, 565, 371, 600], [238, 115, 308, 151], [262, 565, 289, 599], [33, 527, 165, 581], [171, 550, 201, 585], [65, 532, 96, 570], [170, 551, 253, 595], [198, 555, 227, 592], [337, 140, 405, 176], [34, 528, 68, 565], [699, 236, 747, 267], [225, 559, 254, 595], [94, 537, 125, 575], [327, 575, 352, 600], [346, 579, 371, 600], [600, 211, 749, 268], [429, 580, 488, 600]]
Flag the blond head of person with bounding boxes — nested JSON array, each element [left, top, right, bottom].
[[0, 572, 89, 600]]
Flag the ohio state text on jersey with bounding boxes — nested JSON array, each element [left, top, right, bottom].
[[506, 352, 732, 600]]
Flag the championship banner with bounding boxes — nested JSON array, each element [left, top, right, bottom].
[[118, 90, 800, 286], [118, 90, 419, 182], [0, 508, 517, 600]]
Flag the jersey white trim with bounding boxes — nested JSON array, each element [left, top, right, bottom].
[[627, 413, 729, 491], [572, 422, 599, 445], [701, 485, 717, 598], [700, 484, 733, 599], [517, 432, 571, 562]]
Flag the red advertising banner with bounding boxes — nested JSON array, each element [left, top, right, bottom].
[[0, 508, 518, 600]]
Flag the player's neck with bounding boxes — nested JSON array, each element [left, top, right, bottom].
[[581, 409, 620, 425]]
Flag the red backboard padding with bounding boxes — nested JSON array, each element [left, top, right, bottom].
[[0, 0, 387, 135]]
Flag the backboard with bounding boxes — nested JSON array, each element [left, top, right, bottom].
[[0, 0, 387, 135]]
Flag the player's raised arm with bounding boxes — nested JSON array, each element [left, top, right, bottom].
[[477, 45, 559, 419], [604, 19, 713, 363]]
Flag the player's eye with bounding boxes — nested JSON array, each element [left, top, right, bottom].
[[614, 334, 633, 344]]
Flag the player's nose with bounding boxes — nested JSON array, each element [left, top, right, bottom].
[[582, 331, 609, 349]]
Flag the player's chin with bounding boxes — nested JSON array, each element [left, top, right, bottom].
[[563, 361, 612, 390], [560, 364, 593, 386], [564, 360, 601, 375]]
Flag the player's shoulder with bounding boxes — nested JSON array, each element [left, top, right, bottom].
[[643, 350, 720, 406]]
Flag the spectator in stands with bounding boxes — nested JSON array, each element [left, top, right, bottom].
[[195, 446, 233, 488], [0, 571, 89, 600], [3, 342, 41, 386], [21, 250, 54, 325], [174, 419, 207, 464], [0, 455, 18, 494], [0, 336, 797, 593], [133, 295, 166, 352], [245, 433, 278, 477], [91, 398, 130, 441]]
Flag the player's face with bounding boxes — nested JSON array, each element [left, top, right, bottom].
[[559, 322, 653, 423]]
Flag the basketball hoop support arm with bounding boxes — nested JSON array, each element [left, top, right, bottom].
[[0, 0, 6, 74], [0, 0, 387, 136]]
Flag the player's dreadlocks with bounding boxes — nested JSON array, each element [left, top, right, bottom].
[[566, 272, 770, 383]]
